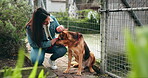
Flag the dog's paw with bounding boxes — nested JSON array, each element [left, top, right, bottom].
[[76, 72, 81, 75], [72, 64, 79, 68], [90, 68, 95, 73], [71, 61, 79, 68], [63, 69, 69, 73]]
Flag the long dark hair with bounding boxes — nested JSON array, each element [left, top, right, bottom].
[[31, 8, 50, 47]]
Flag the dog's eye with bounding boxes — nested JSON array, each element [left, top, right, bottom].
[[59, 35, 65, 40], [61, 37, 64, 40], [59, 37, 64, 40], [58, 37, 64, 40]]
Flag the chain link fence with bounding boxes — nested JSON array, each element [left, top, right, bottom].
[[100, 0, 148, 78]]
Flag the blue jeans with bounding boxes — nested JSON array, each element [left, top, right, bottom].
[[30, 45, 67, 65]]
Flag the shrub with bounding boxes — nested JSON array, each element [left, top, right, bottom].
[[0, 0, 32, 57], [52, 9, 100, 34]]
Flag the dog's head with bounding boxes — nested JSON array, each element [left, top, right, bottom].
[[55, 30, 82, 46]]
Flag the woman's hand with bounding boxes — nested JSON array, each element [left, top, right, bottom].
[[51, 38, 58, 45], [56, 25, 65, 32]]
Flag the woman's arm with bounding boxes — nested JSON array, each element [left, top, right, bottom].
[[26, 30, 38, 48]]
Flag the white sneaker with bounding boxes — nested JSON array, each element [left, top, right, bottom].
[[49, 59, 57, 70]]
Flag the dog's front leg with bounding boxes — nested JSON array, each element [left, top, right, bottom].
[[64, 49, 72, 73], [76, 53, 83, 75]]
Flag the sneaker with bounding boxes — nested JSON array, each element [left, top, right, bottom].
[[49, 59, 57, 70]]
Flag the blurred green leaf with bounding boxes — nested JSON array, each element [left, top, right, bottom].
[[3, 67, 13, 77], [38, 69, 46, 78], [12, 48, 25, 78], [29, 60, 38, 78], [125, 26, 148, 78], [29, 48, 45, 78]]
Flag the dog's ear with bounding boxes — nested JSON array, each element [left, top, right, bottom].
[[77, 32, 82, 40], [70, 32, 82, 40], [78, 32, 82, 38], [62, 31, 69, 40]]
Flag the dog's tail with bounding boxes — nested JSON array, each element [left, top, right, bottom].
[[92, 65, 101, 74], [91, 53, 101, 74]]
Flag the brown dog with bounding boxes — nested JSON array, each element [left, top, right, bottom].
[[55, 30, 95, 75]]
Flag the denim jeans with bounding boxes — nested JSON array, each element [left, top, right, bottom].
[[30, 45, 67, 65]]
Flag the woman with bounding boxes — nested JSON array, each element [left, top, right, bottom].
[[26, 8, 67, 69]]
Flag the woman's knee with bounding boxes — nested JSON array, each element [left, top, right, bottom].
[[50, 46, 67, 60], [30, 48, 45, 65], [57, 46, 67, 56], [31, 56, 44, 65]]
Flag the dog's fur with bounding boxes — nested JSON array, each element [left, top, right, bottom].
[[55, 30, 95, 75]]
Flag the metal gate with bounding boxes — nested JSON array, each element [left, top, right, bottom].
[[100, 0, 148, 78]]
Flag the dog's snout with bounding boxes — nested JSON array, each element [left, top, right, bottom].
[[58, 37, 64, 40], [57, 38, 60, 40]]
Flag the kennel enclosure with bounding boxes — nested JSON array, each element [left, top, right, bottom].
[[100, 0, 148, 78]]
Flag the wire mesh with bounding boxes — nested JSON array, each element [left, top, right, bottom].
[[100, 0, 148, 78]]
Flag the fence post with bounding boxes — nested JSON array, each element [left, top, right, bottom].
[[100, 0, 109, 74]]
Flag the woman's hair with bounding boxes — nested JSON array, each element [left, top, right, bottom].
[[31, 8, 50, 47]]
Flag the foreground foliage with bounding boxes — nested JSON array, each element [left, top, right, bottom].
[[3, 48, 46, 78], [125, 26, 148, 78]]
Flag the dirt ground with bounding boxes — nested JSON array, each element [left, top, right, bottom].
[[0, 56, 32, 70]]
